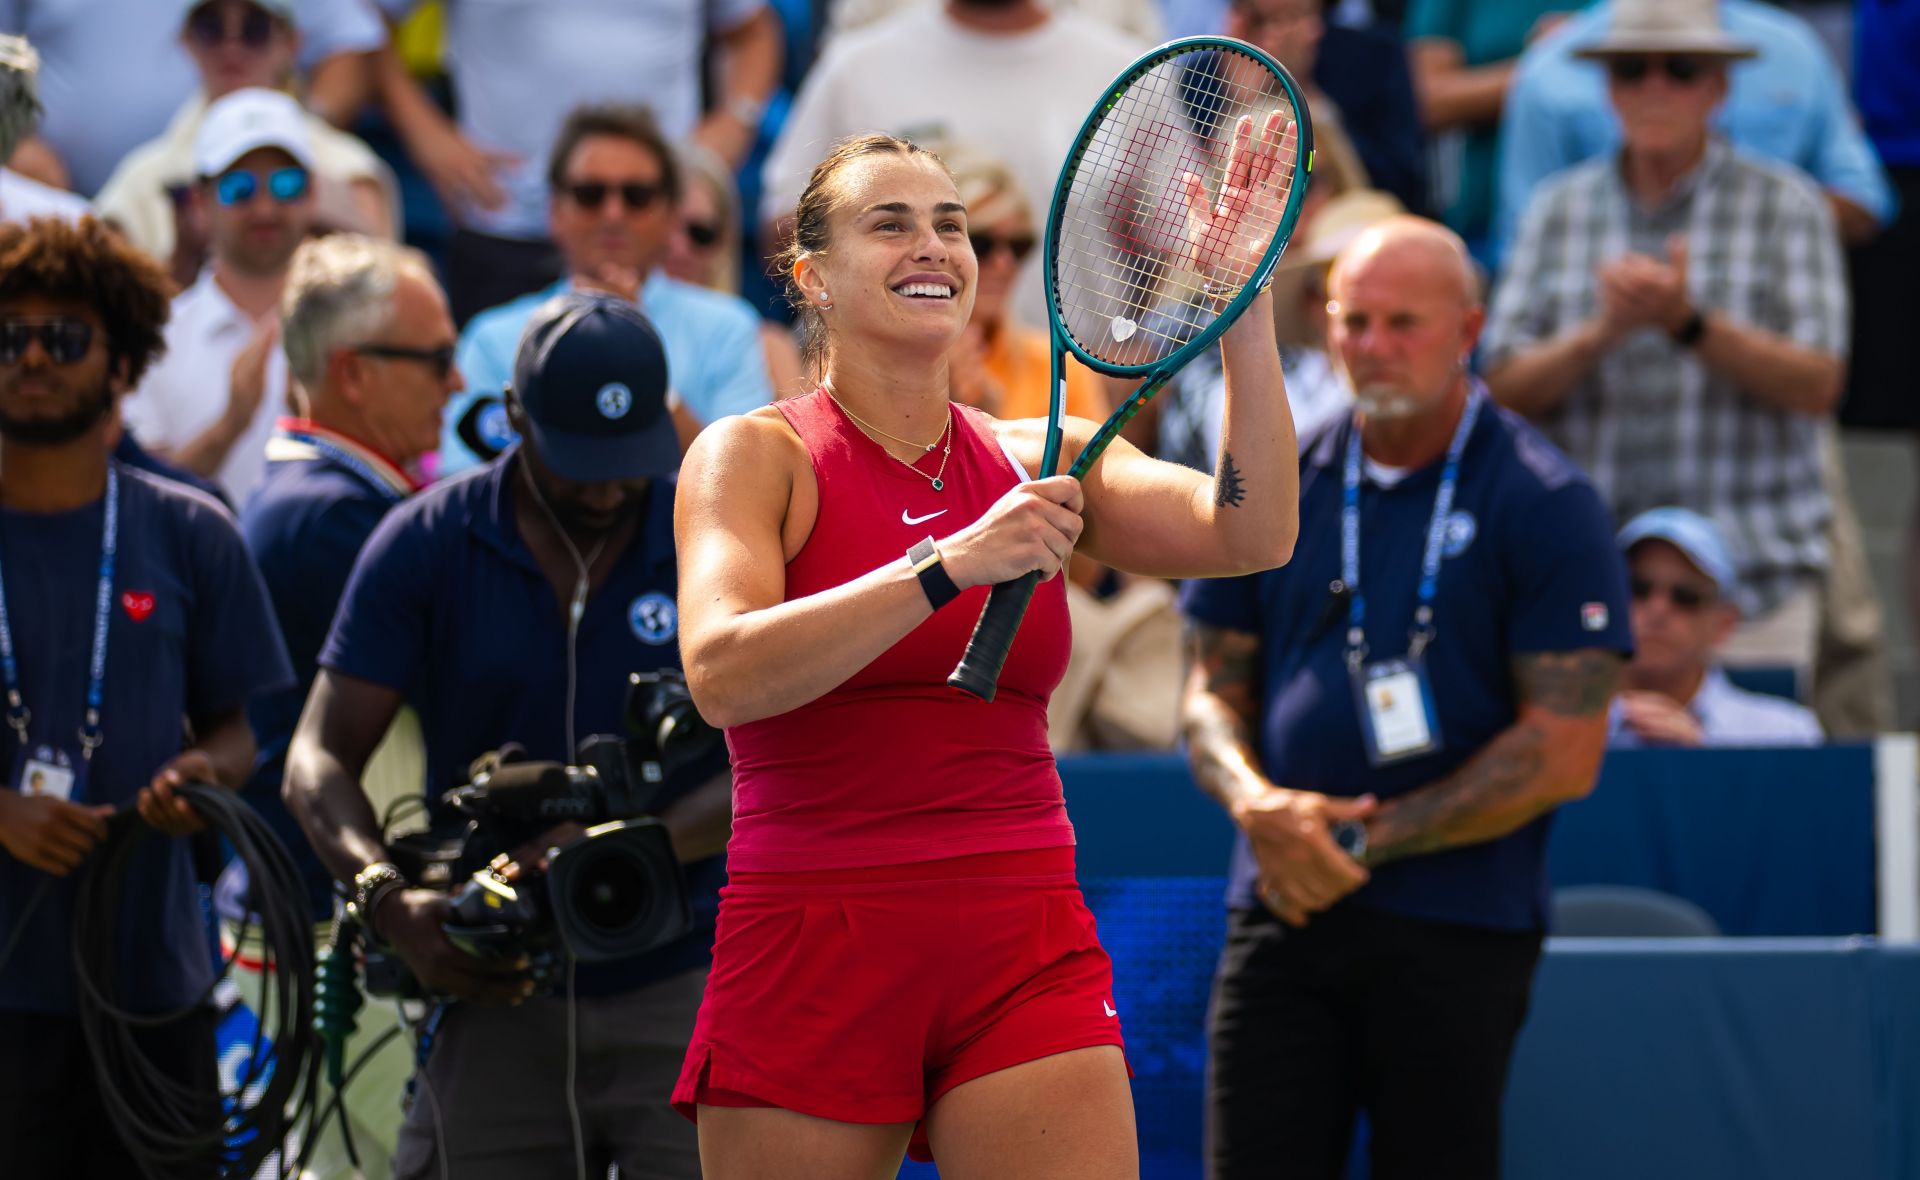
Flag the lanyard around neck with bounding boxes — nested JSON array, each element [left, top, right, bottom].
[[0, 464, 120, 758], [1341, 390, 1482, 667]]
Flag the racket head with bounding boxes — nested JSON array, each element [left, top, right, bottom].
[[1042, 37, 1315, 384]]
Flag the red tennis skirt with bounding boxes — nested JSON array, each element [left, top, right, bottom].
[[671, 846, 1128, 1162]]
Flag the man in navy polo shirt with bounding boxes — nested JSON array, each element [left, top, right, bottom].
[[1181, 217, 1631, 1180], [230, 233, 459, 1179], [0, 217, 291, 1178], [284, 292, 726, 1179]]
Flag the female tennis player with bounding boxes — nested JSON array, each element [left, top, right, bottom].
[[672, 123, 1300, 1178]]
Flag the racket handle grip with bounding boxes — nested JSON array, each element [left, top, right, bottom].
[[947, 570, 1043, 702]]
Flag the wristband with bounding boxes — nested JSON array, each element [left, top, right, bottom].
[[345, 861, 406, 939], [908, 536, 961, 611]]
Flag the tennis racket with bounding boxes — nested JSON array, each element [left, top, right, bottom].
[[947, 36, 1314, 701]]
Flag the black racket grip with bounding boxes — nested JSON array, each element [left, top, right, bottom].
[[948, 570, 1044, 702]]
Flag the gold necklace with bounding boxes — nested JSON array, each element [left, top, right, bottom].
[[827, 389, 955, 492]]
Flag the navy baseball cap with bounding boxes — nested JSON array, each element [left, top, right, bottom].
[[509, 292, 677, 482]]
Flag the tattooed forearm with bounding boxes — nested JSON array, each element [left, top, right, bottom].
[[1364, 722, 1552, 865], [1516, 648, 1622, 716], [1363, 648, 1621, 867], [1180, 622, 1267, 811], [1214, 451, 1248, 508]]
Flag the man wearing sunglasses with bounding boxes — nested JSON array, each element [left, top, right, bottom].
[[1611, 507, 1822, 747], [1484, 0, 1846, 689], [0, 216, 292, 1180], [122, 88, 315, 506], [439, 103, 772, 478], [95, 0, 397, 286]]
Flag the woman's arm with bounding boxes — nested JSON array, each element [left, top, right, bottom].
[[675, 412, 1084, 728], [1005, 289, 1299, 580]]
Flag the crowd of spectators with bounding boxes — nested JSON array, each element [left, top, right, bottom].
[[0, 0, 1907, 745], [0, 0, 1913, 1171]]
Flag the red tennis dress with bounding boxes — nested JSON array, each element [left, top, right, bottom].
[[671, 390, 1127, 1159]]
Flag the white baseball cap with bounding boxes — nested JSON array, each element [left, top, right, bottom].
[[193, 87, 313, 178], [182, 0, 297, 24]]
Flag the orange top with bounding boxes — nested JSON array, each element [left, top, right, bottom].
[[983, 324, 1109, 423]]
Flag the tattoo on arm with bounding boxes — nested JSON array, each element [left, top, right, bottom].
[[1214, 451, 1247, 508], [1514, 648, 1622, 716], [1181, 622, 1266, 811], [1364, 648, 1621, 866]]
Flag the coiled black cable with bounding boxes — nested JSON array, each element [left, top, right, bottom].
[[68, 782, 321, 1179]]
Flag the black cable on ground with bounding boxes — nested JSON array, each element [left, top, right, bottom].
[[70, 782, 322, 1179]]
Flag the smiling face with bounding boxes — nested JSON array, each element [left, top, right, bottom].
[[794, 152, 978, 366]]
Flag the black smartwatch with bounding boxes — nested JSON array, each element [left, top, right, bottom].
[[1671, 308, 1707, 348], [908, 536, 961, 611]]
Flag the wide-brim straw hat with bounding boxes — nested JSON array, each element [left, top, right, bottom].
[[1572, 0, 1758, 60]]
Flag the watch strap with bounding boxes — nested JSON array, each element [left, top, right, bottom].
[[1671, 309, 1707, 348], [908, 537, 961, 611]]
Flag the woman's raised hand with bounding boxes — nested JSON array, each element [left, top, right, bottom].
[[1181, 110, 1298, 285]]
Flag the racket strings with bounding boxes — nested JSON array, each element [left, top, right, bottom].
[[1053, 48, 1300, 367]]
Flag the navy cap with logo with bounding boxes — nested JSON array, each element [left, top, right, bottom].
[[509, 292, 677, 482]]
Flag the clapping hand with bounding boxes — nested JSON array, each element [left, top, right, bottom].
[[1183, 110, 1298, 287]]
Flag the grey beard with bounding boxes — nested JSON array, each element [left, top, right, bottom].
[[1353, 386, 1423, 420]]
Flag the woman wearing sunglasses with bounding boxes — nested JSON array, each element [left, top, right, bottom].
[[663, 147, 808, 399], [936, 144, 1110, 422]]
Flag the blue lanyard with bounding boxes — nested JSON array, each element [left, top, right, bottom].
[[277, 427, 406, 505], [1341, 390, 1482, 667], [0, 464, 119, 758]]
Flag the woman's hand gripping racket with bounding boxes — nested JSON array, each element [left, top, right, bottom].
[[948, 37, 1314, 701]]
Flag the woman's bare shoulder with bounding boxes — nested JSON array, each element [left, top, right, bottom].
[[989, 412, 1107, 479]]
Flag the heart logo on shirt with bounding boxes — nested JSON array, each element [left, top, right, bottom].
[[121, 591, 156, 623]]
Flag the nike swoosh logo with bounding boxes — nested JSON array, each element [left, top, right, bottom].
[[902, 509, 948, 526], [1104, 1001, 1118, 1017]]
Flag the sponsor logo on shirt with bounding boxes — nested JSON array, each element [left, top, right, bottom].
[[121, 591, 156, 622], [629, 591, 677, 645], [1582, 602, 1610, 632]]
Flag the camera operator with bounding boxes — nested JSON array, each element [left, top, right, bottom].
[[0, 216, 291, 1178], [283, 291, 725, 1179]]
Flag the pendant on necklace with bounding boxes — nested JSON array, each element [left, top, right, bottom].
[[931, 478, 945, 491]]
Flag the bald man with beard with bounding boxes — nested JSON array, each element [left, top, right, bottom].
[[1180, 220, 1634, 1180]]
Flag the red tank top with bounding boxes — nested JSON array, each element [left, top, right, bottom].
[[722, 388, 1075, 872]]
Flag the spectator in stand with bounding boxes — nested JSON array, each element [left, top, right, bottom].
[[0, 0, 384, 197], [935, 143, 1107, 423], [1494, 0, 1894, 259], [662, 147, 807, 401], [123, 88, 312, 504], [0, 36, 87, 225], [440, 104, 773, 477], [95, 0, 397, 288], [371, 0, 783, 324], [1610, 507, 1823, 747], [1313, 10, 1429, 217], [1403, 0, 1567, 262], [1483, 0, 1847, 681], [760, 0, 1145, 326], [1224, 0, 1372, 204], [824, 0, 1164, 45], [1840, 0, 1920, 718]]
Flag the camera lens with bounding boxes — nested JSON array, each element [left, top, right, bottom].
[[574, 854, 647, 933]]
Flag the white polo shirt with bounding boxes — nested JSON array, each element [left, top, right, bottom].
[[0, 168, 92, 224], [123, 269, 290, 504]]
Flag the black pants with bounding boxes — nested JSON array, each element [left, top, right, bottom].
[[1207, 904, 1543, 1180], [0, 1007, 220, 1179], [445, 227, 565, 327]]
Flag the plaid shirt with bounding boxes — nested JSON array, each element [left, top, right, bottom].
[[1482, 140, 1847, 613]]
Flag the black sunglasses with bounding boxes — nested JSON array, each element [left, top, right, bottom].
[[186, 4, 277, 49], [564, 181, 665, 212], [356, 343, 456, 379], [1607, 55, 1708, 85], [1630, 577, 1713, 612], [970, 231, 1038, 263], [0, 317, 94, 365], [683, 219, 724, 249]]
